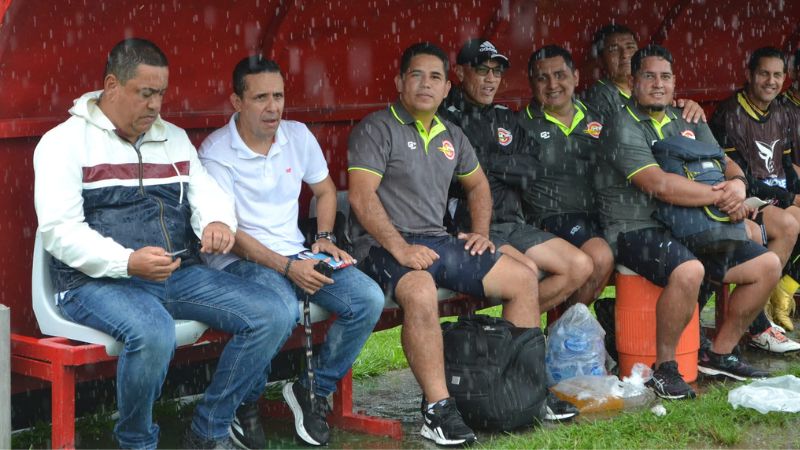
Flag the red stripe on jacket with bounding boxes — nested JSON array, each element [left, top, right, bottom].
[[83, 161, 190, 182]]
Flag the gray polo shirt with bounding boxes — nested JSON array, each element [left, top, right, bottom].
[[348, 101, 480, 260], [517, 100, 603, 224], [581, 78, 629, 119], [596, 99, 719, 246]]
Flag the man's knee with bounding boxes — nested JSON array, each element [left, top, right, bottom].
[[585, 238, 615, 274], [395, 271, 438, 315], [125, 313, 177, 363], [668, 259, 704, 291]]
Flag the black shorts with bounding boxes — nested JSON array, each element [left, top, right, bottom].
[[359, 234, 500, 297], [540, 213, 604, 248], [617, 227, 768, 287], [490, 222, 555, 252]]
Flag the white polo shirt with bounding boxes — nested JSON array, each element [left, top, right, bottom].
[[198, 114, 329, 269]]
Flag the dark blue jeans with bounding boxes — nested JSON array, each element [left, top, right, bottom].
[[58, 264, 295, 449], [224, 258, 384, 398]]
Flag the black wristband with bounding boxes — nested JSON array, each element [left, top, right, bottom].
[[730, 175, 748, 189], [283, 259, 293, 277]]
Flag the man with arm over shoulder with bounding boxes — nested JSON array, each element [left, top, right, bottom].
[[596, 45, 779, 396]]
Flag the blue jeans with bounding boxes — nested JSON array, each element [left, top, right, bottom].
[[58, 264, 295, 449], [224, 258, 384, 398]]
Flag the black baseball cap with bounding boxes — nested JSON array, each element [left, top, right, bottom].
[[456, 39, 510, 68]]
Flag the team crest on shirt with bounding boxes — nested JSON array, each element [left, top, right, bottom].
[[497, 127, 513, 146], [584, 121, 603, 139], [438, 140, 456, 160], [681, 130, 696, 139]]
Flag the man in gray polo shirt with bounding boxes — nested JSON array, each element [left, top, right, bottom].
[[349, 42, 541, 446], [596, 45, 779, 397]]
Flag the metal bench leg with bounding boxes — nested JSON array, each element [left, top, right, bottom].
[[329, 369, 403, 440], [51, 363, 76, 450]]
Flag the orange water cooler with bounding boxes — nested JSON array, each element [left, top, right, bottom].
[[615, 265, 700, 382]]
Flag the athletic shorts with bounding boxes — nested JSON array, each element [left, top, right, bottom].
[[616, 227, 768, 287], [540, 213, 605, 248], [490, 222, 555, 253], [359, 234, 500, 297]]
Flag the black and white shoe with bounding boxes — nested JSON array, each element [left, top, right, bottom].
[[282, 381, 331, 446], [698, 349, 770, 381], [420, 398, 477, 446], [645, 361, 696, 400], [544, 391, 579, 421], [229, 401, 266, 449]]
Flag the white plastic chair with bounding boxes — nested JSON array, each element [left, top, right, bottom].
[[32, 230, 210, 356]]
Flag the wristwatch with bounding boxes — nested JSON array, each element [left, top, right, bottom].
[[315, 231, 337, 244]]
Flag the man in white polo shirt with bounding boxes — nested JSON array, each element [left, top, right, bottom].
[[199, 56, 384, 448]]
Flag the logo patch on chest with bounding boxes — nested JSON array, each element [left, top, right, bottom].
[[585, 121, 602, 139], [438, 140, 456, 160], [497, 127, 513, 146], [681, 130, 696, 139]]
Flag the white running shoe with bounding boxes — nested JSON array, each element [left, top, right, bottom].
[[749, 326, 800, 354]]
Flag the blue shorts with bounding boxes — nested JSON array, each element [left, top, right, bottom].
[[617, 227, 767, 287], [540, 213, 604, 248], [359, 234, 500, 298]]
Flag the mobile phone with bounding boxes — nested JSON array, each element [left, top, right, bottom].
[[313, 260, 334, 278], [298, 250, 354, 270]]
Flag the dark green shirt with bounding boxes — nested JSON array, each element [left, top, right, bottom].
[[596, 99, 719, 245], [581, 78, 629, 119], [348, 101, 480, 259], [517, 100, 604, 224]]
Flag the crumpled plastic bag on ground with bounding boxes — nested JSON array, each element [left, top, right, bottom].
[[728, 375, 800, 414], [550, 364, 655, 413]]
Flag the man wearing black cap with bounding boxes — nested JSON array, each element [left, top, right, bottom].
[[440, 38, 585, 421]]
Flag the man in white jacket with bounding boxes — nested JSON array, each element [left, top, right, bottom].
[[33, 38, 295, 449]]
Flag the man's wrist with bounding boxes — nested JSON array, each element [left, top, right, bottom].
[[314, 231, 336, 244], [729, 175, 748, 190]]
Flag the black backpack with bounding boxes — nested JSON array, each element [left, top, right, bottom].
[[441, 315, 547, 431], [651, 135, 749, 254]]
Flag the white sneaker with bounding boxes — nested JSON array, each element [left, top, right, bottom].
[[769, 320, 787, 334], [749, 327, 800, 353]]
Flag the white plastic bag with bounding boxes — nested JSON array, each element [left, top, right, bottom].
[[546, 303, 607, 384], [728, 375, 800, 414]]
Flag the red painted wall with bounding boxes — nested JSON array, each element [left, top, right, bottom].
[[1, 0, 798, 335]]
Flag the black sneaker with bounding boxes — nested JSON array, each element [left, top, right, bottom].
[[544, 390, 579, 421], [183, 428, 238, 449], [420, 398, 477, 446], [229, 401, 266, 449], [698, 349, 771, 381], [282, 381, 331, 446], [645, 361, 696, 400]]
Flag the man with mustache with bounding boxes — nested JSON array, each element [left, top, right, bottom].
[[198, 56, 385, 448], [710, 47, 800, 349], [33, 38, 295, 449], [438, 38, 584, 422], [518, 45, 615, 310], [349, 42, 542, 446], [596, 45, 779, 396]]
